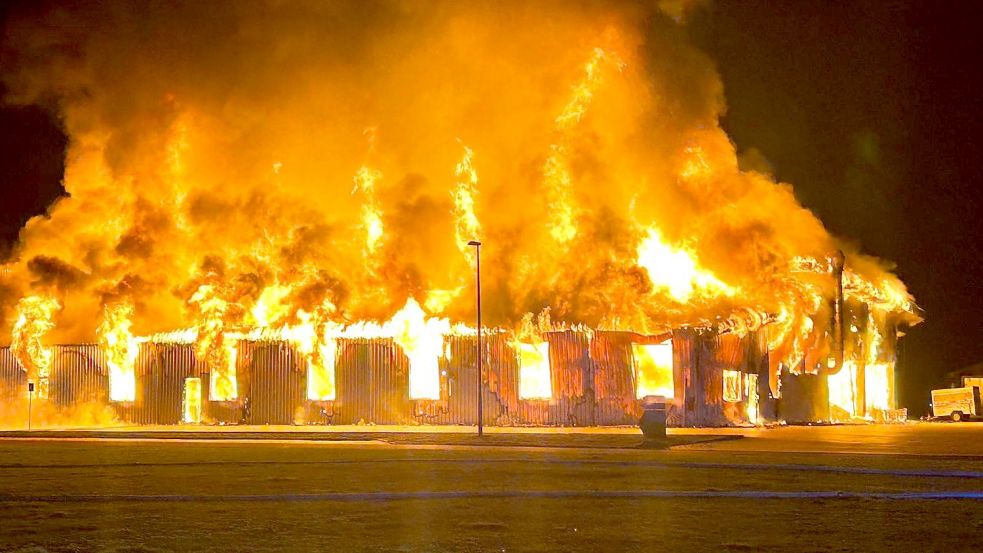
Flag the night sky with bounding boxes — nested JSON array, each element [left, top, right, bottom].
[[0, 1, 979, 414]]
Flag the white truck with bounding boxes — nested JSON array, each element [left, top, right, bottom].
[[931, 378, 983, 422]]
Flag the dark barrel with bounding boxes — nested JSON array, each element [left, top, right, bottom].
[[639, 395, 667, 441]]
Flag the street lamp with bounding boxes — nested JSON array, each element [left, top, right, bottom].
[[467, 240, 483, 437]]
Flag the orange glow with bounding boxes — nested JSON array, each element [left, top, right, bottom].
[[828, 361, 858, 419], [632, 341, 674, 399], [98, 302, 138, 402], [306, 337, 337, 401], [865, 363, 891, 412], [0, 3, 919, 428], [453, 144, 481, 256], [182, 377, 202, 423], [517, 341, 551, 400], [722, 370, 741, 402], [10, 295, 60, 399], [353, 166, 384, 257], [745, 373, 760, 424], [388, 299, 449, 400], [637, 227, 736, 303], [209, 341, 238, 401]]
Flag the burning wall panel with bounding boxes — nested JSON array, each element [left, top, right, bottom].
[[122, 343, 197, 425], [827, 361, 859, 419], [590, 331, 647, 426], [671, 329, 696, 426], [0, 345, 116, 427], [542, 331, 595, 426], [671, 329, 766, 427], [0, 320, 884, 428], [49, 345, 108, 408], [243, 341, 304, 425], [0, 346, 26, 394], [0, 347, 28, 426], [333, 338, 411, 425], [414, 334, 519, 426]]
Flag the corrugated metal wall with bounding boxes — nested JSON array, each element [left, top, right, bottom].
[[672, 329, 767, 427], [333, 338, 411, 424], [415, 333, 520, 426], [118, 342, 197, 424], [0, 347, 27, 410], [49, 345, 107, 407], [0, 326, 776, 427], [592, 331, 652, 426], [243, 340, 305, 425], [0, 345, 110, 407]]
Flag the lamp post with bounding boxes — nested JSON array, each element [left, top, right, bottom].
[[27, 381, 34, 431], [467, 240, 483, 437]]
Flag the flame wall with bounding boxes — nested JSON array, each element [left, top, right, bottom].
[[0, 326, 831, 428], [0, 0, 914, 360]]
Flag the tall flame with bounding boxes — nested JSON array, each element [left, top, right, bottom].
[[353, 166, 384, 258], [10, 295, 60, 398], [543, 48, 623, 246], [0, 1, 917, 419], [209, 340, 238, 402], [453, 144, 481, 255], [388, 299, 450, 400], [189, 284, 238, 401], [98, 302, 138, 402]]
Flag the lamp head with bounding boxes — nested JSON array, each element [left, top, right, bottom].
[[467, 240, 481, 247]]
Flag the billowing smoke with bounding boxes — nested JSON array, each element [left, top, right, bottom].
[[0, 1, 911, 353]]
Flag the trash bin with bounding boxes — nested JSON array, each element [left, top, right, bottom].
[[639, 395, 667, 441]]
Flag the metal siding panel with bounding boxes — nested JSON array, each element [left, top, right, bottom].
[[0, 347, 25, 394], [590, 331, 639, 426], [0, 347, 27, 424], [334, 338, 411, 425], [124, 343, 197, 425], [246, 341, 304, 425], [50, 345, 108, 408], [410, 334, 515, 426], [1, 325, 786, 429], [514, 331, 596, 427]]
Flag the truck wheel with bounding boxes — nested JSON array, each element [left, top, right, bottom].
[[952, 411, 964, 422]]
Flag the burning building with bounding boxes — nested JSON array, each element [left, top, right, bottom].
[[0, 1, 919, 428]]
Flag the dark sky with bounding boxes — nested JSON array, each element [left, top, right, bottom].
[[688, 0, 982, 413], [0, 1, 979, 414]]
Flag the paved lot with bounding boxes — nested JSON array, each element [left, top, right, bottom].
[[682, 422, 983, 457], [4, 421, 983, 455], [0, 424, 981, 552]]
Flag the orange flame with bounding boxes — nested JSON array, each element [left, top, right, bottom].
[[10, 295, 60, 398], [637, 226, 736, 303], [0, 2, 918, 422], [98, 302, 137, 402], [633, 340, 674, 399]]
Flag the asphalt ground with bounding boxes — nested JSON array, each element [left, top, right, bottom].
[[0, 424, 981, 552]]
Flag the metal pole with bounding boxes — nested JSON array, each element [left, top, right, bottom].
[[27, 384, 32, 431], [468, 240, 483, 437], [476, 244, 483, 437]]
